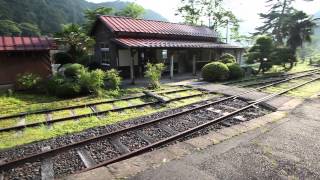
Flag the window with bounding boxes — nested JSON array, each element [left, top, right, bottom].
[[100, 43, 111, 65], [162, 49, 168, 59]]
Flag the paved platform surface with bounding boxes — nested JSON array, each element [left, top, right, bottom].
[[129, 98, 320, 180]]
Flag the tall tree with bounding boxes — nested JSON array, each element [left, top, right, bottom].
[[176, 0, 202, 25], [84, 7, 114, 31], [115, 2, 145, 19], [55, 24, 95, 61], [176, 0, 239, 40], [255, 0, 313, 45]]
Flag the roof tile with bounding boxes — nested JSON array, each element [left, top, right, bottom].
[[99, 16, 218, 39], [0, 36, 56, 52], [113, 38, 242, 49]]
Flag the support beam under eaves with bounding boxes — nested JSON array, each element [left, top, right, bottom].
[[130, 49, 136, 85]]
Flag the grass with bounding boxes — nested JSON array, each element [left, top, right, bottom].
[[0, 93, 221, 150], [0, 118, 20, 129], [51, 110, 73, 119], [25, 114, 47, 124], [263, 78, 320, 98], [73, 107, 93, 115], [0, 88, 146, 117]]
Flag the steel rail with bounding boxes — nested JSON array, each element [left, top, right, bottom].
[[1, 73, 319, 171], [222, 68, 319, 85], [239, 70, 319, 88], [79, 76, 320, 173]]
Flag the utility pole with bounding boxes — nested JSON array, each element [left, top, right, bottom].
[[226, 20, 229, 43]]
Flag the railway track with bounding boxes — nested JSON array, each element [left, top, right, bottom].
[[223, 68, 319, 86], [0, 87, 207, 133], [1, 72, 319, 179]]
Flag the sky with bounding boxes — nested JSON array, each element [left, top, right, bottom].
[[87, 0, 320, 35]]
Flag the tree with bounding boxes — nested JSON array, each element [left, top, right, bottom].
[[285, 11, 317, 55], [84, 7, 114, 31], [176, 0, 202, 25], [55, 24, 95, 61], [255, 0, 314, 45], [176, 0, 239, 38], [115, 2, 145, 19], [270, 47, 297, 69], [202, 0, 239, 33], [246, 36, 274, 73], [19, 23, 41, 36], [0, 20, 21, 36]]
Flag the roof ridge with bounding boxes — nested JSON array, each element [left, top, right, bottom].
[[99, 15, 211, 29]]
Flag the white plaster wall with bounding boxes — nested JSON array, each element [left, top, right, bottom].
[[118, 49, 138, 67]]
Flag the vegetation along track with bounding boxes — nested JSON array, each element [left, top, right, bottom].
[[223, 68, 320, 86], [1, 73, 319, 179], [0, 87, 207, 133]]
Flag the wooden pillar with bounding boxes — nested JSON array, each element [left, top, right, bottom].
[[192, 54, 197, 76], [170, 53, 174, 79], [130, 49, 136, 85]]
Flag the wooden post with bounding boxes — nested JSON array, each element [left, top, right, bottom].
[[192, 54, 197, 76], [130, 49, 136, 85], [170, 53, 174, 79]]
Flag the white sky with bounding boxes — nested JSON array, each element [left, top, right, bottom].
[[87, 0, 320, 35]]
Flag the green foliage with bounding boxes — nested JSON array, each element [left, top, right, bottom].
[[63, 63, 86, 78], [0, 0, 166, 35], [145, 63, 165, 89], [202, 62, 229, 82], [176, 0, 239, 37], [226, 63, 244, 79], [79, 69, 106, 95], [0, 20, 21, 35], [246, 36, 274, 73], [84, 7, 114, 31], [270, 47, 297, 67], [219, 53, 236, 64], [19, 23, 41, 36], [105, 69, 122, 90], [55, 24, 95, 61], [16, 73, 42, 91], [47, 64, 106, 97], [53, 52, 73, 69], [115, 2, 145, 18]]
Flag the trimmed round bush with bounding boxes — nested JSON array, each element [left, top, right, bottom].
[[226, 63, 244, 79], [201, 62, 229, 82], [63, 63, 86, 78], [219, 53, 236, 64]]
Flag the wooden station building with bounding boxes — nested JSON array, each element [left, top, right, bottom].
[[91, 15, 243, 84], [0, 36, 56, 85]]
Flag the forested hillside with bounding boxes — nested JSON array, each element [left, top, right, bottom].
[[0, 0, 167, 35]]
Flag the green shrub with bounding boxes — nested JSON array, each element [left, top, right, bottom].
[[144, 63, 165, 89], [16, 73, 42, 90], [55, 81, 81, 98], [79, 69, 106, 94], [219, 53, 236, 64], [105, 69, 122, 90], [201, 62, 229, 82], [226, 63, 244, 79], [63, 63, 86, 78]]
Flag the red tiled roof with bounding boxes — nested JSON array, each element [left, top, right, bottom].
[[99, 16, 218, 39], [0, 36, 56, 52], [113, 38, 242, 49]]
